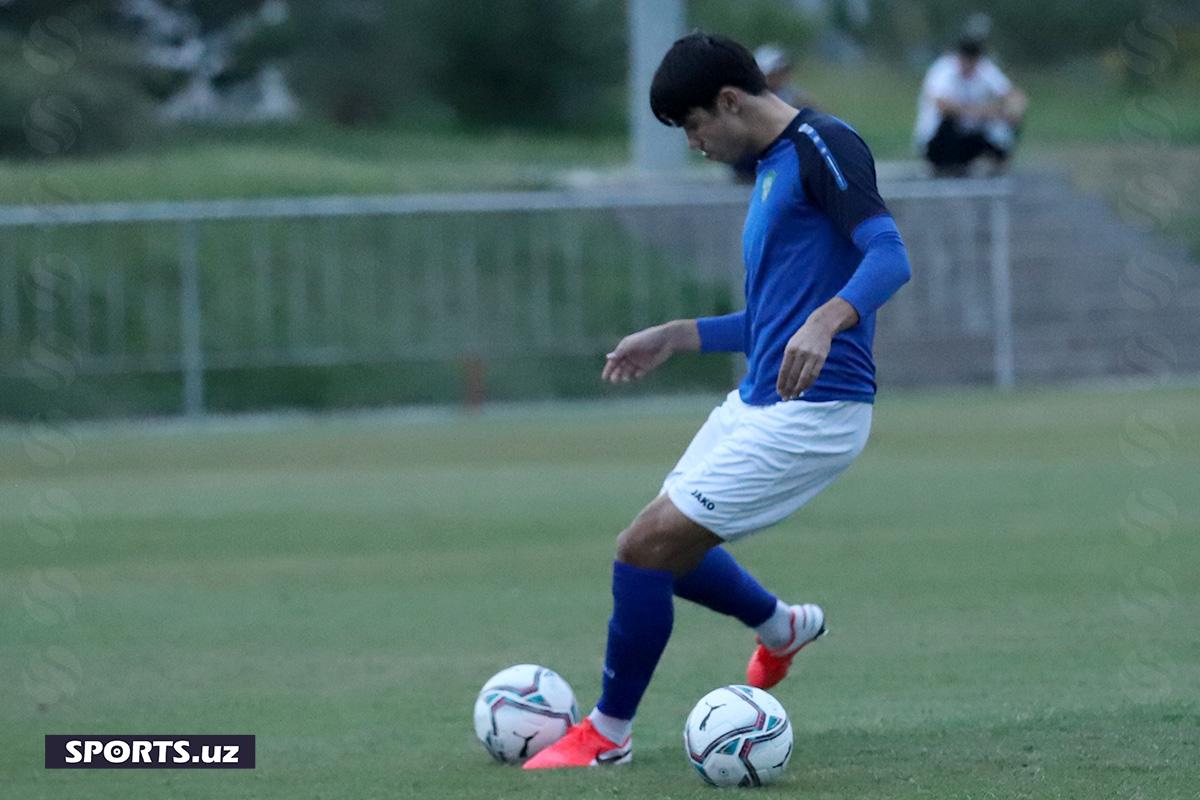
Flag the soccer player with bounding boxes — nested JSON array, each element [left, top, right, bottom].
[[524, 32, 912, 770]]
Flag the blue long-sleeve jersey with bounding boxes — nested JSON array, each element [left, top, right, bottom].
[[697, 108, 912, 405]]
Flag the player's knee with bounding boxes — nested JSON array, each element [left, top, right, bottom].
[[615, 510, 668, 568], [615, 522, 660, 568], [615, 501, 694, 570]]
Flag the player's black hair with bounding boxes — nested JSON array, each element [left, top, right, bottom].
[[650, 31, 768, 127], [957, 37, 985, 58]]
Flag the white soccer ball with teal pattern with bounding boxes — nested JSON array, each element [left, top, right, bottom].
[[473, 664, 580, 764], [683, 685, 793, 787]]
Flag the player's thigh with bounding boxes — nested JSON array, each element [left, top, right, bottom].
[[666, 401, 872, 540], [660, 389, 743, 496]]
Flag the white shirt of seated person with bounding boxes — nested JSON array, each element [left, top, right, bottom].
[[914, 53, 1013, 148]]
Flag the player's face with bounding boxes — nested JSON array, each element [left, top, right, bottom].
[[680, 105, 749, 164]]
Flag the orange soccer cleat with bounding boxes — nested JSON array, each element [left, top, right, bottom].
[[521, 718, 632, 770], [746, 603, 826, 690]]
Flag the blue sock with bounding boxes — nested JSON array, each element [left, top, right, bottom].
[[595, 561, 674, 722], [673, 547, 777, 628]]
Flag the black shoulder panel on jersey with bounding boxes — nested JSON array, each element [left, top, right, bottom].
[[787, 109, 889, 242]]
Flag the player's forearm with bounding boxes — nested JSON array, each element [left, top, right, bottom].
[[837, 216, 912, 320], [805, 297, 859, 335], [663, 318, 702, 353]]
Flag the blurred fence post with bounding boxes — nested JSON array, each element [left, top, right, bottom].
[[179, 221, 206, 416], [989, 193, 1014, 390]]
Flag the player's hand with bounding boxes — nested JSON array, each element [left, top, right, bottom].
[[602, 324, 677, 384], [776, 319, 833, 400]]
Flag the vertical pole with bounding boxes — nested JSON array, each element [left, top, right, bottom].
[[422, 217, 444, 350], [531, 215, 553, 345], [628, 214, 649, 331], [72, 249, 90, 359], [285, 226, 303, 355], [319, 217, 341, 350], [628, 0, 686, 173], [179, 221, 205, 417], [393, 217, 411, 352], [462, 357, 486, 413], [33, 228, 52, 340], [105, 228, 125, 361], [989, 193, 1015, 390], [459, 230, 484, 410], [565, 214, 586, 351], [359, 218, 379, 351], [496, 217, 518, 351], [1, 235, 17, 342], [251, 221, 273, 354]]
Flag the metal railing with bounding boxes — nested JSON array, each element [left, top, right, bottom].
[[0, 179, 1011, 416]]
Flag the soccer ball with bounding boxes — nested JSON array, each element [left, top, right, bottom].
[[473, 664, 580, 763], [683, 685, 793, 787]]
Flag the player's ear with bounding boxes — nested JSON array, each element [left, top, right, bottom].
[[716, 87, 741, 115]]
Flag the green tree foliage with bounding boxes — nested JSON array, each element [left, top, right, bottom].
[[690, 0, 817, 55], [282, 0, 443, 126], [233, 0, 627, 130], [5, 0, 1193, 158], [0, 3, 156, 159], [424, 0, 626, 131]]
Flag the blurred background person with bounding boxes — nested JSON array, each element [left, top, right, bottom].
[[913, 15, 1028, 177], [754, 43, 808, 107]]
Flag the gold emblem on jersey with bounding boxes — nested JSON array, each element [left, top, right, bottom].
[[761, 170, 777, 202]]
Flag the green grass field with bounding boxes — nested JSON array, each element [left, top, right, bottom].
[[2, 385, 1199, 798]]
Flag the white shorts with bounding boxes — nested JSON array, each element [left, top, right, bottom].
[[662, 390, 872, 540]]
